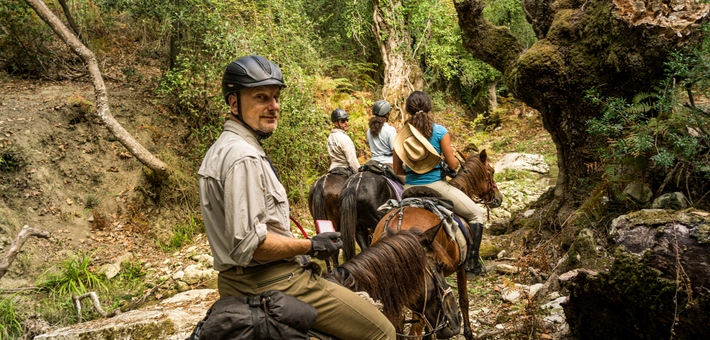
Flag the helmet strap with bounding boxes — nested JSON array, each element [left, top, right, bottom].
[[231, 91, 273, 142]]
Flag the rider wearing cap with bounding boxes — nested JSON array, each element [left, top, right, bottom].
[[198, 55, 395, 339], [327, 109, 360, 175], [367, 100, 398, 168]]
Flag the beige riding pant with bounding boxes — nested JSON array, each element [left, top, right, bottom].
[[218, 260, 396, 340], [404, 180, 485, 224]]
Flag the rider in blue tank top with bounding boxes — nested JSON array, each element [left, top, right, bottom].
[[404, 124, 448, 185]]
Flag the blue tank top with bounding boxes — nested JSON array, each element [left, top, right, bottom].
[[405, 124, 448, 185]]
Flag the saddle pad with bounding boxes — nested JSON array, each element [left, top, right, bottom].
[[384, 176, 403, 201], [452, 215, 468, 240], [454, 226, 467, 266]]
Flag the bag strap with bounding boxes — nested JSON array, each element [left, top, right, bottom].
[[248, 295, 264, 339]]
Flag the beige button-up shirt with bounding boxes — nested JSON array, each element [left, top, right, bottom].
[[198, 120, 293, 271], [327, 128, 360, 174]]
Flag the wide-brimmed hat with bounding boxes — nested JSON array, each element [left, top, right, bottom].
[[394, 123, 441, 174]]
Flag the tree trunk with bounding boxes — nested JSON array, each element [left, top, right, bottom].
[[455, 0, 709, 221], [24, 0, 169, 180], [487, 77, 498, 112], [372, 0, 422, 121], [0, 225, 51, 280]]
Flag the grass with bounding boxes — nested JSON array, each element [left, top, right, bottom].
[[85, 195, 100, 209], [37, 250, 107, 298], [0, 298, 23, 339], [156, 215, 204, 252]]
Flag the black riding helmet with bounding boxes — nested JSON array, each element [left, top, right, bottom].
[[372, 100, 391, 117], [331, 109, 349, 122], [221, 55, 286, 141]]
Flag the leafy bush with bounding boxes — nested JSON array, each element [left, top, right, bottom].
[[585, 23, 710, 205]]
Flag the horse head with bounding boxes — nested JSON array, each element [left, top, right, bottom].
[[415, 224, 463, 338], [453, 149, 504, 209]]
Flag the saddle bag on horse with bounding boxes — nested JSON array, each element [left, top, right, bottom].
[[186, 290, 318, 340]]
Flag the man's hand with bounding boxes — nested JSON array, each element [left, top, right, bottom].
[[308, 232, 343, 260]]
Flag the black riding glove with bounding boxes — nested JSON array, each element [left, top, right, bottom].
[[307, 232, 343, 260]]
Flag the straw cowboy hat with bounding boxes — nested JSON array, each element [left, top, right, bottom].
[[394, 123, 442, 174]]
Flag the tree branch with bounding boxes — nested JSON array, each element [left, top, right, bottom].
[[56, 0, 84, 44], [454, 0, 524, 74], [23, 0, 169, 180], [73, 292, 121, 322], [0, 225, 51, 280]]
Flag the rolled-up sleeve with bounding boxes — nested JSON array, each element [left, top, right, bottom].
[[223, 157, 269, 266]]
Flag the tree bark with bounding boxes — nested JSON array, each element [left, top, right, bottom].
[[372, 0, 422, 121], [23, 0, 169, 180], [455, 0, 709, 221], [0, 225, 51, 280]]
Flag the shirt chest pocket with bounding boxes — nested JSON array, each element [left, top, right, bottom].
[[265, 188, 288, 225]]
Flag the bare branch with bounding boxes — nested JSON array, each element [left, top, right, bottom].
[[23, 0, 169, 180], [0, 225, 51, 280], [73, 292, 121, 323]]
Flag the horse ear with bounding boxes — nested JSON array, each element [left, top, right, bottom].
[[479, 149, 488, 163], [419, 222, 442, 246]]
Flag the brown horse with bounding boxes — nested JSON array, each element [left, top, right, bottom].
[[372, 150, 503, 340], [326, 225, 462, 339], [308, 173, 348, 271]]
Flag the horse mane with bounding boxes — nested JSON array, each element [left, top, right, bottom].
[[449, 152, 488, 198], [329, 230, 427, 330], [402, 186, 442, 199]]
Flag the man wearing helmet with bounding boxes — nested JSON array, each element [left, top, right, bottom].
[[327, 109, 360, 176], [198, 55, 395, 339]]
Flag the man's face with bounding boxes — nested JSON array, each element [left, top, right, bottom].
[[230, 85, 281, 134], [334, 119, 348, 131]]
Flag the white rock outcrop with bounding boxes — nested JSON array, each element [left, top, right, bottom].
[[495, 153, 549, 174]]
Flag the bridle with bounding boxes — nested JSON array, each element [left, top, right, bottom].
[[398, 262, 454, 339], [461, 163, 499, 220]]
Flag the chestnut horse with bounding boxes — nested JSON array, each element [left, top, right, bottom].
[[372, 150, 503, 340], [327, 226, 462, 339], [308, 173, 348, 271]]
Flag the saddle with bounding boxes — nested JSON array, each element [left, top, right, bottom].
[[327, 166, 353, 178], [359, 160, 404, 185]]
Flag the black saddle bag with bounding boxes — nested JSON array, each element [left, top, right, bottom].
[[187, 290, 318, 340]]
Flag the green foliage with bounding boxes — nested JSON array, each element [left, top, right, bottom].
[[482, 0, 537, 49], [0, 298, 23, 339], [119, 259, 146, 281], [85, 195, 100, 209], [586, 22, 710, 197], [156, 215, 204, 252], [0, 0, 55, 75], [38, 251, 107, 297]]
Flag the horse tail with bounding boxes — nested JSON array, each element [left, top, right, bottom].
[[340, 178, 358, 261], [311, 176, 328, 223]]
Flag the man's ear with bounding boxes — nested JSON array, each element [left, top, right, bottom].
[[228, 92, 240, 115]]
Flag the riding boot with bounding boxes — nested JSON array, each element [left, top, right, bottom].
[[465, 223, 484, 274]]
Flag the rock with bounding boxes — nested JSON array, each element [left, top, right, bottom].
[[497, 250, 507, 259], [651, 192, 690, 210], [99, 263, 120, 280], [36, 289, 219, 340], [172, 270, 185, 281], [522, 209, 536, 218], [622, 182, 653, 203], [501, 285, 523, 302], [488, 219, 509, 236], [496, 264, 520, 274], [529, 283, 544, 298], [175, 281, 190, 292], [182, 265, 205, 285], [541, 273, 560, 297], [495, 153, 549, 174], [560, 210, 710, 340], [541, 296, 567, 312], [560, 228, 607, 273]]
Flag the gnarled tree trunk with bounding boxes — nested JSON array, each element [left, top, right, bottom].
[[372, 0, 423, 121], [455, 0, 709, 221]]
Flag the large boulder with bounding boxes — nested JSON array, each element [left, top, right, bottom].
[[560, 210, 710, 340], [36, 289, 218, 340], [651, 192, 690, 210], [495, 153, 549, 174], [622, 182, 653, 204]]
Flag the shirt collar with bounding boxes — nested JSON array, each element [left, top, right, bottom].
[[331, 128, 347, 134], [224, 119, 265, 156]]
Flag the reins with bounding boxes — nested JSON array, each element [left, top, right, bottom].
[[396, 266, 451, 338]]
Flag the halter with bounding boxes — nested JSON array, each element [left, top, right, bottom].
[[398, 262, 454, 338]]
